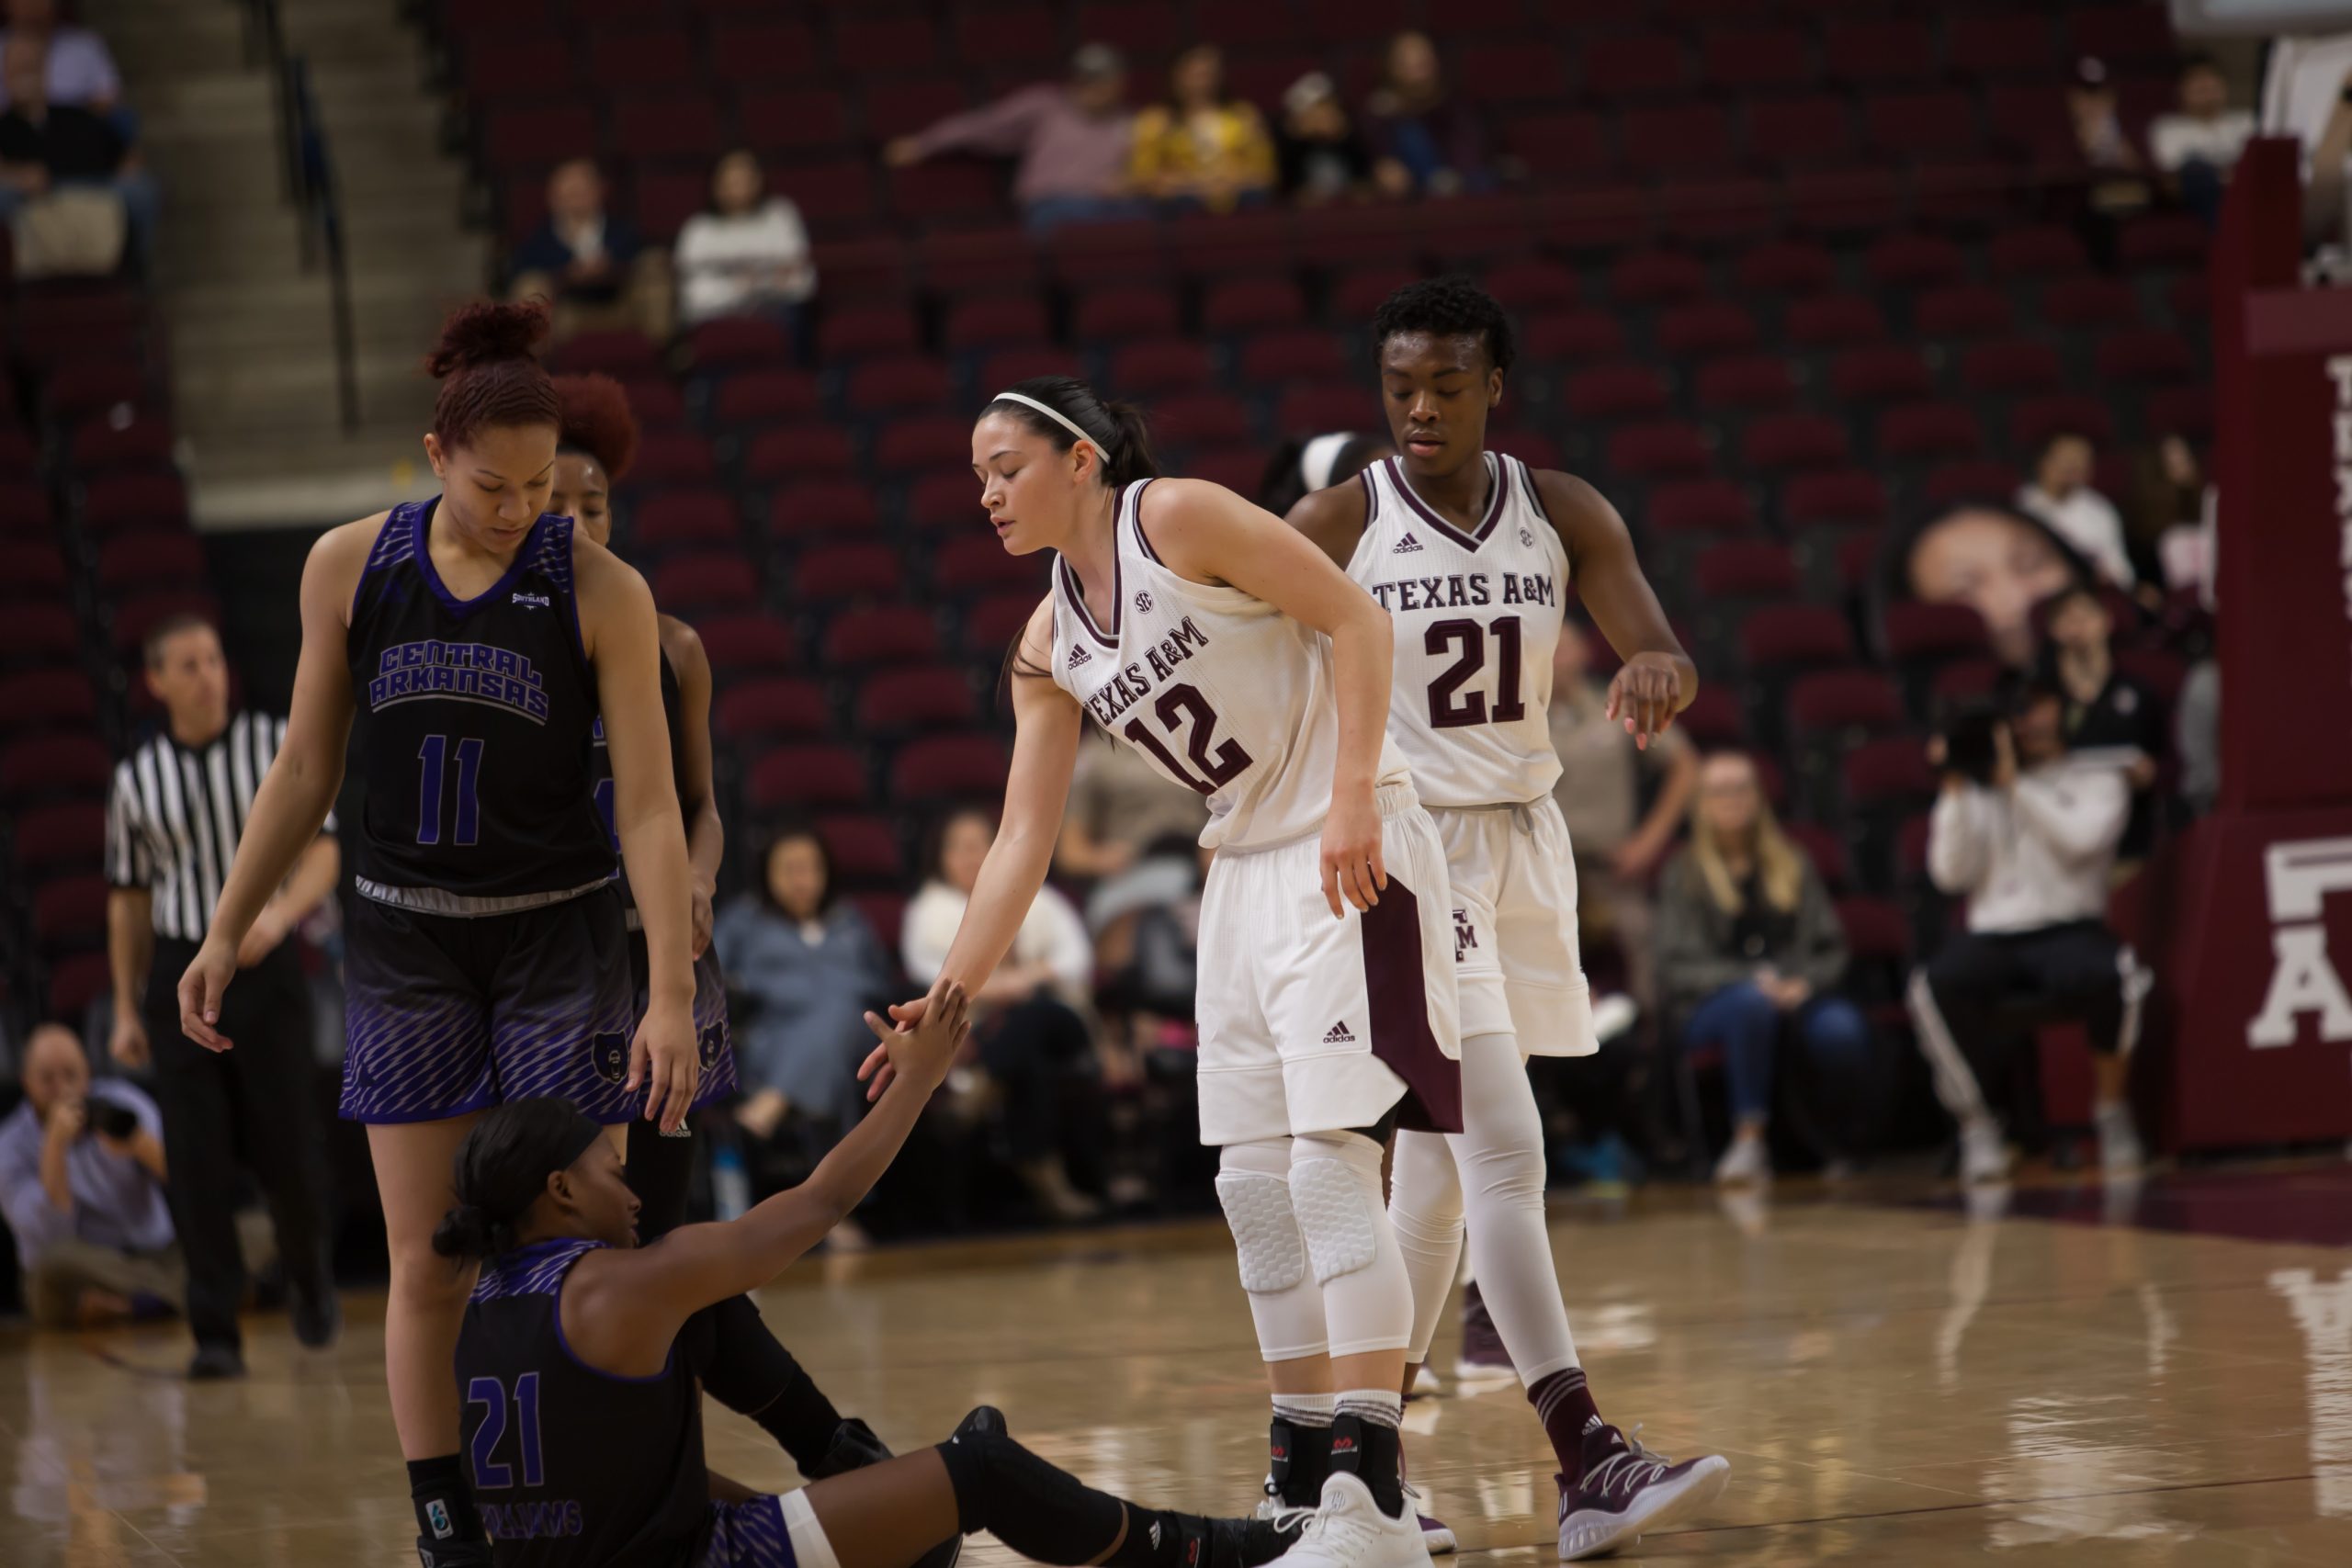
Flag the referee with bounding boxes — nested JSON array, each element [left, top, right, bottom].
[[104, 611, 341, 1378]]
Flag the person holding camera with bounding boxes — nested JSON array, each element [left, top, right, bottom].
[[1909, 682, 2145, 1185], [0, 1023, 176, 1328]]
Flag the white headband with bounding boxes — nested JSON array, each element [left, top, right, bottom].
[[991, 389, 1103, 457], [1299, 431, 1355, 494]]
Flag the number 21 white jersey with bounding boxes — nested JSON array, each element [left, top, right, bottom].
[[1347, 453, 1568, 809], [1049, 479, 1410, 852]]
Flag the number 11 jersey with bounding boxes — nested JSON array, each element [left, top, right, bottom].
[[1048, 479, 1409, 852], [1348, 453, 1568, 809]]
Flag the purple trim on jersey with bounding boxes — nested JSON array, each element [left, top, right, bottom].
[[1056, 553, 1121, 649], [698, 1495, 801, 1568], [1125, 477, 1163, 564], [534, 513, 591, 667], [413, 501, 560, 622], [1385, 454, 1508, 553], [352, 501, 425, 623], [473, 1236, 601, 1301], [1361, 879, 1464, 1135]]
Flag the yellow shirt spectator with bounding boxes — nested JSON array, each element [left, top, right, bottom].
[[1129, 46, 1276, 211]]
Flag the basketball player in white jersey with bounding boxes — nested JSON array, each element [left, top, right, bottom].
[[857, 376, 1459, 1568], [1291, 277, 1730, 1560]]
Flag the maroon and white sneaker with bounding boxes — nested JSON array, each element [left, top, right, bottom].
[[1453, 1280, 1513, 1384], [1555, 1421, 1730, 1561]]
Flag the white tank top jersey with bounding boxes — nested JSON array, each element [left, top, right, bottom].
[[1048, 479, 1410, 852], [1348, 453, 1570, 808]]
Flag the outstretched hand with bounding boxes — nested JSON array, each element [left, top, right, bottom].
[[855, 975, 974, 1102], [1606, 652, 1684, 752]]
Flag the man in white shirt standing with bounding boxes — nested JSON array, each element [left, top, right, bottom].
[[2152, 54, 2256, 224], [2016, 430, 2135, 591], [1907, 681, 2145, 1185]]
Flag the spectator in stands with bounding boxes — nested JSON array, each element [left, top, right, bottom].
[[0, 1023, 177, 1329], [2069, 57, 2153, 265], [0, 34, 153, 271], [1657, 753, 1868, 1187], [1128, 45, 1274, 216], [1550, 617, 1696, 1015], [1894, 500, 2091, 669], [0, 0, 119, 113], [2041, 582, 2166, 860], [2136, 434, 2214, 602], [2017, 430, 2135, 592], [1911, 681, 2144, 1184], [2152, 54, 2255, 224], [905, 807, 1102, 1222], [885, 43, 1146, 235], [715, 825, 892, 1232], [1363, 30, 1488, 198], [1273, 73, 1375, 208], [673, 148, 815, 333], [508, 157, 672, 344], [1056, 732, 1208, 896]]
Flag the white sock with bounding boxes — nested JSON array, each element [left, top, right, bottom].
[[1272, 1391, 1336, 1428], [1335, 1388, 1404, 1429]]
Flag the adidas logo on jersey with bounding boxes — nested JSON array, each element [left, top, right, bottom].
[[1066, 643, 1091, 669], [1393, 532, 1424, 554], [1323, 1021, 1356, 1043]]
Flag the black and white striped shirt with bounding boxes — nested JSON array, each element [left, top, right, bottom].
[[106, 713, 328, 942]]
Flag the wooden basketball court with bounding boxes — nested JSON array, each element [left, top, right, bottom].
[[6, 1169, 2351, 1566]]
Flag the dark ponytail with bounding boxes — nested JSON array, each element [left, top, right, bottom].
[[430, 1097, 606, 1263], [983, 376, 1159, 488]]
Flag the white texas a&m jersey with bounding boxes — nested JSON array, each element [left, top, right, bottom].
[[1050, 479, 1409, 852], [1349, 452, 1568, 808]]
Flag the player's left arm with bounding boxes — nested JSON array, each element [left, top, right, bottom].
[[1146, 479, 1394, 916], [577, 540, 697, 1130], [1535, 468, 1697, 750], [661, 615, 723, 960]]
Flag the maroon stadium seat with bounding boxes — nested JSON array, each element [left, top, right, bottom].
[[1565, 363, 1672, 422], [1579, 31, 1690, 99], [1332, 265, 1421, 321], [855, 666, 982, 732], [713, 370, 821, 426], [485, 102, 595, 171], [95, 531, 205, 592], [14, 802, 105, 871], [1959, 339, 2064, 396], [1782, 295, 1886, 348], [695, 613, 795, 677], [1987, 224, 2091, 277], [743, 424, 856, 481], [818, 812, 905, 883], [908, 472, 981, 535], [1656, 300, 1759, 357], [1948, 14, 2054, 79], [1883, 599, 1991, 665], [961, 592, 1041, 657], [889, 733, 1011, 800], [1921, 460, 2023, 506], [1741, 412, 1850, 474], [713, 677, 830, 742], [1835, 896, 1912, 964], [1502, 109, 1610, 174], [874, 415, 973, 470], [0, 605, 77, 665], [1692, 355, 1799, 412], [1076, 287, 1182, 343], [1780, 470, 1891, 529], [1747, 96, 1855, 168], [2068, 5, 2177, 67], [844, 358, 954, 414], [1864, 232, 1967, 290], [1607, 249, 1708, 308], [1106, 339, 1215, 395], [1822, 18, 1934, 85], [1456, 41, 1568, 105], [2120, 212, 2210, 269], [626, 431, 717, 486], [1521, 309, 1628, 363], [631, 493, 739, 555], [1701, 27, 1812, 92], [1189, 446, 1270, 494], [978, 346, 1083, 389], [1740, 604, 1854, 670], [69, 413, 176, 475], [548, 329, 662, 378], [1734, 240, 1836, 299], [32, 874, 108, 949], [2143, 386, 2212, 441], [1828, 345, 1933, 403], [1788, 670, 1904, 735], [1913, 285, 2014, 340], [44, 361, 150, 424], [1623, 103, 1734, 177], [767, 481, 878, 539], [1276, 384, 1368, 435], [1481, 258, 1581, 312], [1605, 422, 1714, 481], [2095, 329, 2198, 385], [825, 604, 942, 667], [1238, 330, 1349, 385], [1874, 402, 1985, 461], [0, 541, 66, 597], [1646, 479, 1756, 536], [80, 473, 190, 535], [2041, 276, 2141, 328], [943, 296, 1049, 354], [1201, 277, 1305, 333], [610, 96, 723, 164], [0, 671, 96, 731], [1673, 684, 1747, 748], [1693, 540, 1798, 599], [1151, 392, 1251, 449], [1487, 428, 1561, 468], [2011, 394, 2116, 450], [935, 533, 1049, 592], [746, 744, 866, 809], [818, 304, 921, 361], [737, 86, 853, 152], [651, 554, 758, 612], [1863, 90, 1981, 162], [1934, 660, 2007, 705]]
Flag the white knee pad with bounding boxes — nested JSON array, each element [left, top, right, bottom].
[[1293, 1131, 1413, 1358], [1216, 1139, 1307, 1294]]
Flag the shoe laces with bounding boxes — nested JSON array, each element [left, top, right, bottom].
[[1586, 1424, 1674, 1496], [1289, 1492, 1378, 1555]]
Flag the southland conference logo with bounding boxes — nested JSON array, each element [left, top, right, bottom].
[[2247, 836, 2352, 1047]]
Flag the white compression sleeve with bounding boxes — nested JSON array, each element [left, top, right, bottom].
[[1216, 1136, 1329, 1362], [1429, 1032, 1583, 1385], [1291, 1129, 1414, 1358], [1388, 1126, 1465, 1365]]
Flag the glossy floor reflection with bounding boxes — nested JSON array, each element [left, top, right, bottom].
[[6, 1171, 2352, 1565]]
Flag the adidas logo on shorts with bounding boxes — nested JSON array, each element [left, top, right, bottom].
[[1066, 643, 1091, 669], [1393, 532, 1424, 554], [1324, 1021, 1356, 1043]]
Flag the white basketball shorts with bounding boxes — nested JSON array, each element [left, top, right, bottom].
[[1194, 781, 1463, 1146], [1430, 795, 1595, 1057]]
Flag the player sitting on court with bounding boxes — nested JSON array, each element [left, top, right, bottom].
[[431, 976, 1299, 1568]]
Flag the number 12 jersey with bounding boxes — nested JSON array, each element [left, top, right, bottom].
[[1048, 479, 1409, 852], [1348, 453, 1568, 809]]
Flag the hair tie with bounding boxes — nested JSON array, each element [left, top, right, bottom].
[[991, 390, 1104, 457]]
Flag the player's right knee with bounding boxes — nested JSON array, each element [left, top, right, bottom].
[[1216, 1138, 1306, 1295]]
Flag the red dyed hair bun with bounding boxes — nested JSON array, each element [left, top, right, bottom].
[[427, 299, 560, 449], [427, 299, 551, 378], [551, 373, 640, 484]]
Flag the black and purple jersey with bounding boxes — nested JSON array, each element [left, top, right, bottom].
[[345, 500, 616, 904]]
